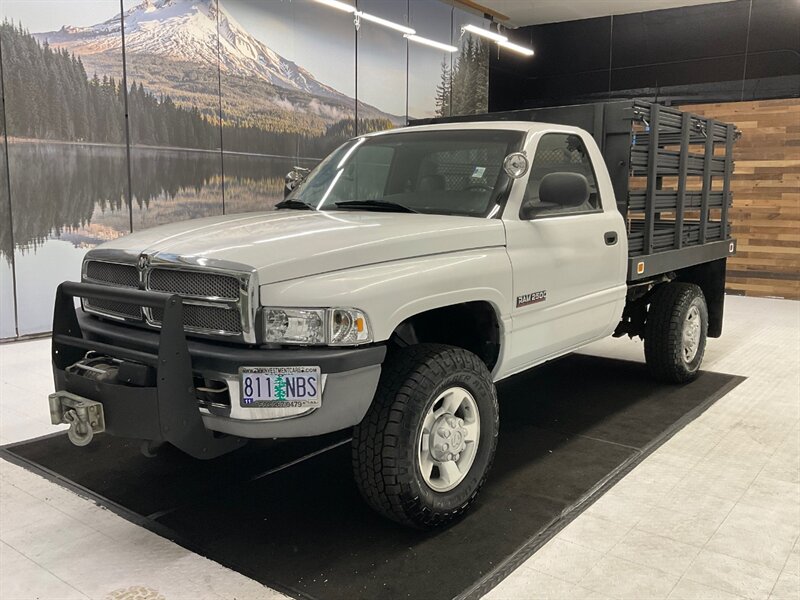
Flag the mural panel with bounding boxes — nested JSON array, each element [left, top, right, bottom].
[[0, 79, 16, 339], [408, 0, 453, 120], [219, 0, 357, 213], [117, 0, 225, 229], [451, 6, 489, 116], [1, 1, 130, 335], [356, 0, 408, 133]]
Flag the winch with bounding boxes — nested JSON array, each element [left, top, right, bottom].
[[49, 352, 153, 446]]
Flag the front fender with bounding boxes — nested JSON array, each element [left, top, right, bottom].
[[259, 249, 513, 343]]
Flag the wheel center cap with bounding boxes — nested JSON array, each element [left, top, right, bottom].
[[430, 414, 468, 462]]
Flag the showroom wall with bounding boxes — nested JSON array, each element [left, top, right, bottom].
[[489, 0, 799, 109], [682, 99, 799, 300], [0, 0, 490, 339], [490, 0, 799, 300]]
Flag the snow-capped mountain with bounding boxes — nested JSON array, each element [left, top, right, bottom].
[[35, 0, 354, 106]]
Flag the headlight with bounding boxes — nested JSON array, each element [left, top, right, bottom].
[[263, 308, 325, 345], [329, 308, 371, 345], [262, 307, 372, 346]]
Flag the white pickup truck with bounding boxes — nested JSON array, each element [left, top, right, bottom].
[[49, 101, 738, 528]]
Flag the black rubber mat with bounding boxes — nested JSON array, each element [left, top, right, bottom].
[[2, 355, 742, 600]]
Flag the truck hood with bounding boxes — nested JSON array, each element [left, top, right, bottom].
[[96, 211, 507, 284]]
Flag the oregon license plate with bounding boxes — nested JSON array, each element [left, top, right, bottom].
[[239, 366, 321, 409]]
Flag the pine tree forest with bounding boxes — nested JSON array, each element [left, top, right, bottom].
[[0, 22, 402, 158], [434, 35, 489, 118]]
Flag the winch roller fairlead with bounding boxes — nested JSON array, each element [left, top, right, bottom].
[[49, 281, 246, 459]]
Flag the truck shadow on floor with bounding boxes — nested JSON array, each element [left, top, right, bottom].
[[3, 353, 742, 600]]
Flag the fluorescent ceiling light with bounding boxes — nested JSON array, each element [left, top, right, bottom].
[[499, 40, 534, 56], [404, 34, 458, 53], [358, 11, 415, 35], [462, 24, 507, 43], [314, 0, 356, 13]]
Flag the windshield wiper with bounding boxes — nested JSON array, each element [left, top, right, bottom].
[[334, 200, 419, 214], [275, 198, 315, 210]]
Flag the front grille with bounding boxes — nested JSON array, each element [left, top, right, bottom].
[[148, 268, 240, 300], [151, 304, 243, 334], [84, 261, 142, 319], [85, 261, 139, 288], [81, 259, 250, 339], [85, 298, 142, 320]]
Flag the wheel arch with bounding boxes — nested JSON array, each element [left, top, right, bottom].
[[388, 300, 504, 372]]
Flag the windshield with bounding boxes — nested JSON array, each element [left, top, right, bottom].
[[286, 129, 525, 217]]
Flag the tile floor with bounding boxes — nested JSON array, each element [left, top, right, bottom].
[[0, 295, 798, 600]]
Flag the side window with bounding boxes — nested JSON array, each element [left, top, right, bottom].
[[520, 133, 600, 219]]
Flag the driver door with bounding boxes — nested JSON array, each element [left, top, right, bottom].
[[504, 131, 626, 374]]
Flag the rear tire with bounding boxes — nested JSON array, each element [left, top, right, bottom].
[[352, 344, 499, 529], [645, 282, 708, 383]]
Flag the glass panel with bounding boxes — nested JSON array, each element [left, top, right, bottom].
[[122, 0, 224, 229], [289, 129, 523, 217], [522, 133, 600, 217], [356, 0, 407, 134], [0, 2, 131, 335], [220, 0, 356, 213], [451, 6, 489, 116], [408, 0, 453, 120]]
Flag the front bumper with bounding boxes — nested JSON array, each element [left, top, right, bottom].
[[52, 282, 385, 458]]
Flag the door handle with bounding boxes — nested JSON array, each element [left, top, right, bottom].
[[604, 231, 618, 246]]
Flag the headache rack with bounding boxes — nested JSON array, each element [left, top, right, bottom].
[[410, 100, 739, 282]]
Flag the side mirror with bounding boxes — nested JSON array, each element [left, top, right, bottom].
[[538, 172, 590, 209], [284, 166, 311, 198]]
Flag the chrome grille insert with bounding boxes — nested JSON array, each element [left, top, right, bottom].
[[148, 268, 240, 300], [150, 304, 243, 334], [85, 298, 142, 320], [85, 261, 139, 288], [83, 261, 142, 320]]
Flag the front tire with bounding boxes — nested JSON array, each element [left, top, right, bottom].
[[645, 282, 708, 383], [352, 344, 499, 529]]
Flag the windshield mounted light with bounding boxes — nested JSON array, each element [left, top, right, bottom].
[[503, 152, 529, 179], [262, 307, 372, 346]]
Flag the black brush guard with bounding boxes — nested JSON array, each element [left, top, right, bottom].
[[51, 281, 246, 459]]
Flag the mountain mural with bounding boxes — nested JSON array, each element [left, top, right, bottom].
[[34, 0, 402, 136], [0, 0, 490, 337]]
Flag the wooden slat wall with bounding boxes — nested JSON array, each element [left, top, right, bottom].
[[679, 99, 800, 300]]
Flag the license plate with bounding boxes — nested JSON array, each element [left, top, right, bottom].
[[240, 366, 321, 409]]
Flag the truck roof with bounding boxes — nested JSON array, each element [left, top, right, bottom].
[[363, 121, 581, 137]]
